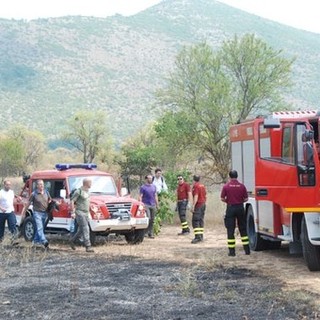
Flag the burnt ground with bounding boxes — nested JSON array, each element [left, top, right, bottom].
[[0, 225, 320, 320]]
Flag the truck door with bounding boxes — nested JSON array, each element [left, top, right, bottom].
[[296, 124, 315, 187], [255, 121, 319, 209], [39, 179, 69, 227]]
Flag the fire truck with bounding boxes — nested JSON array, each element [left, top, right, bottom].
[[230, 110, 320, 271], [15, 163, 149, 245]]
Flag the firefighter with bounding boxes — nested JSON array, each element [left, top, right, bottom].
[[191, 175, 206, 244], [220, 170, 250, 256], [176, 175, 192, 235]]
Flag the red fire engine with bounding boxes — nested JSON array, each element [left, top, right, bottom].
[[230, 110, 320, 271]]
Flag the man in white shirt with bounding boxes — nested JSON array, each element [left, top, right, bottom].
[[152, 168, 168, 195], [0, 179, 18, 241]]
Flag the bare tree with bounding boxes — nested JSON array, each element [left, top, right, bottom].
[[63, 109, 110, 163]]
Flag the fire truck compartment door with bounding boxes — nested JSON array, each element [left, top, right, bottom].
[[257, 201, 274, 233]]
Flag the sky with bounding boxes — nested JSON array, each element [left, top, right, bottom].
[[1, 0, 319, 34]]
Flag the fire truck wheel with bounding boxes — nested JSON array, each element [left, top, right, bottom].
[[301, 216, 320, 271], [246, 205, 267, 251], [267, 241, 281, 250], [22, 216, 35, 242], [124, 229, 145, 244]]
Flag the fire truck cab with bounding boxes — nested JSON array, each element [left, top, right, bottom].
[[230, 110, 320, 271], [15, 163, 149, 245]]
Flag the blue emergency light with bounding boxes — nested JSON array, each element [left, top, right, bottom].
[[55, 163, 97, 171]]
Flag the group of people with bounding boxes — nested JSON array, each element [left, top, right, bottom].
[[139, 167, 250, 256], [1, 168, 250, 257], [139, 169, 207, 243], [0, 178, 94, 253]]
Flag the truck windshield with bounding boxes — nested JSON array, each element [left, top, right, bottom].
[[68, 176, 117, 196]]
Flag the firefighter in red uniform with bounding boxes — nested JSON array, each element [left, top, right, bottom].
[[176, 175, 192, 235], [220, 170, 250, 256], [191, 175, 206, 244]]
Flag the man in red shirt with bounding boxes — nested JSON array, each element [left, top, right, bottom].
[[191, 175, 206, 244], [220, 170, 250, 256], [176, 175, 192, 235]]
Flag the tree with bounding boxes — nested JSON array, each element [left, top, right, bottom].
[[220, 34, 294, 123], [0, 137, 24, 178], [156, 35, 294, 182], [8, 124, 45, 170], [63, 109, 110, 163], [115, 127, 157, 185], [154, 111, 196, 160]]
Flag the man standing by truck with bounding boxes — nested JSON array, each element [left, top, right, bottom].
[[0, 179, 18, 242], [140, 174, 158, 239], [22, 179, 51, 249], [220, 170, 250, 256], [70, 178, 94, 253]]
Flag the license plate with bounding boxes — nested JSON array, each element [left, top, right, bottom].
[[136, 218, 148, 225]]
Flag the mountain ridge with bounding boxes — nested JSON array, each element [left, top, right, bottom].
[[0, 0, 319, 146]]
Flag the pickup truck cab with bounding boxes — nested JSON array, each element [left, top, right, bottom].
[[15, 163, 149, 245]]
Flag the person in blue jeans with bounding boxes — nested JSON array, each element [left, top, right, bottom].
[[139, 174, 158, 238], [23, 179, 51, 248], [0, 179, 19, 241]]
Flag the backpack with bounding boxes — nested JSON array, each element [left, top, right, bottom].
[[152, 176, 164, 185], [70, 187, 82, 201]]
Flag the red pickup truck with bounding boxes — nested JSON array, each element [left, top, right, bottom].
[[15, 163, 149, 245]]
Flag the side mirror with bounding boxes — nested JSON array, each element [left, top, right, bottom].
[[60, 189, 66, 199], [120, 187, 129, 197]]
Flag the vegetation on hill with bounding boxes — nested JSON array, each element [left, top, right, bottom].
[[0, 0, 319, 147]]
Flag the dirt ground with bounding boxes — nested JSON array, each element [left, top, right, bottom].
[[1, 224, 320, 320]]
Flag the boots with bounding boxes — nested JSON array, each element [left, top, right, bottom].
[[86, 246, 94, 253], [244, 245, 250, 255], [191, 235, 202, 244], [178, 228, 190, 235], [228, 248, 236, 256]]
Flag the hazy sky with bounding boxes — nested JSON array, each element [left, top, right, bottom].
[[1, 0, 319, 34]]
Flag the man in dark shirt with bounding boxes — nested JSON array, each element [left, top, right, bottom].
[[221, 170, 250, 256], [22, 179, 51, 248], [191, 175, 206, 244]]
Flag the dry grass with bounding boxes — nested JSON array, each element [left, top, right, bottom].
[[0, 235, 49, 273], [1, 213, 320, 319]]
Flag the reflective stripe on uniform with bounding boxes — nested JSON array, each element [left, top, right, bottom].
[[241, 236, 249, 246], [194, 227, 204, 235], [227, 238, 236, 248], [181, 221, 189, 229]]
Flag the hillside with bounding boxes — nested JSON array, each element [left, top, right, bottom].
[[0, 0, 320, 146]]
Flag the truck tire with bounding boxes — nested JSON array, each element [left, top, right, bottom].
[[125, 229, 145, 244], [133, 229, 145, 244], [246, 205, 267, 251], [22, 216, 35, 242], [267, 240, 282, 250], [301, 215, 320, 271]]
